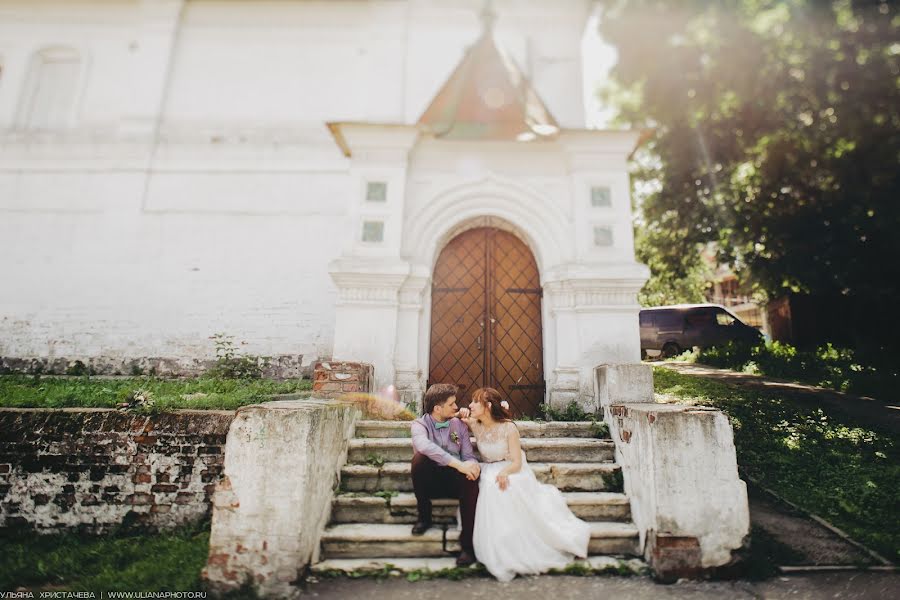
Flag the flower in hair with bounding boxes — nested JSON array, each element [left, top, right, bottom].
[[500, 400, 510, 410]]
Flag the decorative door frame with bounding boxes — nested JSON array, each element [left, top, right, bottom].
[[426, 225, 545, 415], [332, 176, 647, 414]]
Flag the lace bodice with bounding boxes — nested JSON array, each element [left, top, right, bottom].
[[471, 420, 516, 463]]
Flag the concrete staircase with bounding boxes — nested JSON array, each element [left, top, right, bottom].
[[312, 420, 642, 575]]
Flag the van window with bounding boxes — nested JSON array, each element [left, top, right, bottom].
[[685, 310, 715, 327], [655, 312, 683, 330], [716, 311, 736, 326], [639, 312, 653, 326]]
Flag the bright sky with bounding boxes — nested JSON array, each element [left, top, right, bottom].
[[582, 13, 619, 128]]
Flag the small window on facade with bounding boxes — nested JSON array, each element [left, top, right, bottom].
[[20, 47, 81, 130], [590, 186, 612, 207], [362, 220, 384, 243], [593, 226, 614, 247], [366, 182, 387, 202]]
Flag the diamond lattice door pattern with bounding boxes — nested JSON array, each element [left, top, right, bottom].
[[428, 227, 545, 416]]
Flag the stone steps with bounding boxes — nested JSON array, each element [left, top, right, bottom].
[[348, 437, 616, 464], [340, 462, 623, 493], [354, 420, 607, 439], [331, 491, 632, 524], [317, 419, 640, 573], [320, 522, 641, 559], [311, 555, 648, 576]]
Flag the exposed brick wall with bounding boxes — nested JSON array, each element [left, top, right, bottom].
[[0, 408, 235, 534], [0, 355, 310, 380], [312, 361, 373, 397]]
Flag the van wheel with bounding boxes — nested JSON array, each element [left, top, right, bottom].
[[661, 342, 681, 359]]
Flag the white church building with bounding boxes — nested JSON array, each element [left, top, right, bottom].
[[0, 0, 649, 415]]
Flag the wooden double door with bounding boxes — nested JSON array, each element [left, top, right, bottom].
[[428, 227, 545, 417]]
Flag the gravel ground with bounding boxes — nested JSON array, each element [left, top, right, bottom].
[[303, 571, 899, 600]]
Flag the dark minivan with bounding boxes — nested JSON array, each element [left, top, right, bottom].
[[640, 304, 763, 358]]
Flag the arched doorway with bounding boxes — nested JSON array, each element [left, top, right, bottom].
[[428, 226, 545, 417]]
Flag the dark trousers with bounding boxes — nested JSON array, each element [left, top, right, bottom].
[[411, 452, 479, 554]]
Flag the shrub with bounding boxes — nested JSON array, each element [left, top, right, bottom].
[[207, 333, 269, 379], [539, 400, 595, 422], [696, 340, 756, 368], [694, 341, 897, 399]]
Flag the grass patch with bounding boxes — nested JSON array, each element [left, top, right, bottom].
[[654, 367, 900, 562], [0, 375, 313, 411], [0, 522, 211, 592]]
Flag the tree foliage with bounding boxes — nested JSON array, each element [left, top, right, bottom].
[[600, 0, 899, 346]]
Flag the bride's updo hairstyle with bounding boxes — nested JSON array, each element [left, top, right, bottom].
[[471, 387, 513, 421]]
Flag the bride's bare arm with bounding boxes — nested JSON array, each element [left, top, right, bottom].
[[497, 424, 522, 489]]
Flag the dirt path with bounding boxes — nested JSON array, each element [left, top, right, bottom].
[[748, 485, 877, 566], [653, 361, 900, 433]]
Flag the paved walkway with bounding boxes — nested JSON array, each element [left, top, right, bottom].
[[304, 571, 900, 599], [653, 361, 900, 433]]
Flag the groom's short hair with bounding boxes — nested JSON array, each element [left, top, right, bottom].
[[423, 383, 458, 415]]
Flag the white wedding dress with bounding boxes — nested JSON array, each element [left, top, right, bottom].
[[470, 420, 591, 581]]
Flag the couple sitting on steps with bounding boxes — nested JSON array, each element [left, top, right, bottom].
[[410, 383, 591, 582]]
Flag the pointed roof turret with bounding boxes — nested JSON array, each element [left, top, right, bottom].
[[417, 0, 559, 141]]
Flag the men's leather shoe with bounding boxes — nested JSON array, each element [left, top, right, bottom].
[[456, 550, 476, 567], [411, 521, 432, 535]]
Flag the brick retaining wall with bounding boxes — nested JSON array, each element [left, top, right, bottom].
[[0, 408, 235, 534], [0, 355, 310, 379], [312, 361, 373, 397]]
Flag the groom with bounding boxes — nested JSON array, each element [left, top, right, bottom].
[[410, 383, 481, 566]]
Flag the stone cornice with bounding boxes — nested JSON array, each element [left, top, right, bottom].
[[543, 274, 647, 312], [328, 257, 411, 307], [326, 122, 420, 162]]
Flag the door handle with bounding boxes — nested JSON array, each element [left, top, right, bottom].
[[476, 335, 482, 350]]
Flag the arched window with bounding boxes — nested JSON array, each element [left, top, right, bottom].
[[18, 46, 82, 130]]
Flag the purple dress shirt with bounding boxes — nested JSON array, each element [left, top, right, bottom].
[[411, 414, 476, 467]]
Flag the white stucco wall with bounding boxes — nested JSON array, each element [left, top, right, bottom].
[[0, 1, 643, 397]]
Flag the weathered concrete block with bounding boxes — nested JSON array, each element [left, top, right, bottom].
[[606, 402, 749, 579], [203, 398, 361, 599], [595, 363, 655, 410]]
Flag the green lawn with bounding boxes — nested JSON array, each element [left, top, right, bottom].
[[0, 523, 212, 592], [654, 367, 899, 562], [0, 375, 313, 411]]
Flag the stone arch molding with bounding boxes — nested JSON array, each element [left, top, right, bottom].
[[403, 175, 570, 278]]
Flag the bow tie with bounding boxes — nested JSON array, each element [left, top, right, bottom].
[[434, 420, 450, 429]]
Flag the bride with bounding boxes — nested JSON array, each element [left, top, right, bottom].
[[459, 387, 591, 581]]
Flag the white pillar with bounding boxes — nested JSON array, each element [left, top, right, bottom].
[[544, 268, 647, 411], [393, 272, 429, 412], [329, 259, 409, 392], [326, 123, 419, 391]]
